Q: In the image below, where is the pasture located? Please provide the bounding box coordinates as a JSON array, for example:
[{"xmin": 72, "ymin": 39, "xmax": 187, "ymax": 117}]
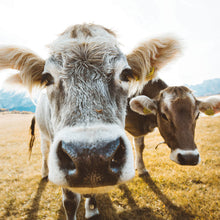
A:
[{"xmin": 0, "ymin": 113, "xmax": 219, "ymax": 220}]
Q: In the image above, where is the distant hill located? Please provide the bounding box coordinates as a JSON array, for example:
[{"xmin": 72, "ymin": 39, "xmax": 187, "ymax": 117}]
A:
[
  {"xmin": 186, "ymin": 78, "xmax": 220, "ymax": 97},
  {"xmin": 0, "ymin": 90, "xmax": 36, "ymax": 112},
  {"xmin": 0, "ymin": 78, "xmax": 220, "ymax": 112}
]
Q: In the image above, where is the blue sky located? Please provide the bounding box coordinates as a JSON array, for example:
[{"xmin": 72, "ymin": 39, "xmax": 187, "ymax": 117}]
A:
[{"xmin": 0, "ymin": 0, "xmax": 220, "ymax": 88}]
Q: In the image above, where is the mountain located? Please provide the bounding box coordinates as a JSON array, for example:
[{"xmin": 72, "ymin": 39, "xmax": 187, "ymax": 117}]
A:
[
  {"xmin": 0, "ymin": 78, "xmax": 220, "ymax": 112},
  {"xmin": 0, "ymin": 90, "xmax": 36, "ymax": 112},
  {"xmin": 186, "ymin": 78, "xmax": 220, "ymax": 97}
]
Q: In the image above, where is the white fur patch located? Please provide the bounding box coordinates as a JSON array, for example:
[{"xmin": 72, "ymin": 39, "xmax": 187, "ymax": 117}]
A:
[
  {"xmin": 170, "ymin": 148, "xmax": 201, "ymax": 164},
  {"xmin": 49, "ymin": 26, "xmax": 118, "ymax": 55},
  {"xmin": 163, "ymin": 91, "xmax": 196, "ymax": 110},
  {"xmin": 114, "ymin": 57, "xmax": 131, "ymax": 92},
  {"xmin": 62, "ymin": 190, "xmax": 81, "ymax": 220},
  {"xmin": 48, "ymin": 123, "xmax": 135, "ymax": 192},
  {"xmin": 188, "ymin": 93, "xmax": 196, "ymax": 105},
  {"xmin": 85, "ymin": 198, "xmax": 100, "ymax": 219},
  {"xmin": 163, "ymin": 92, "xmax": 174, "ymax": 110},
  {"xmin": 48, "ymin": 146, "xmax": 68, "ymax": 186},
  {"xmin": 130, "ymin": 95, "xmax": 156, "ymax": 115}
]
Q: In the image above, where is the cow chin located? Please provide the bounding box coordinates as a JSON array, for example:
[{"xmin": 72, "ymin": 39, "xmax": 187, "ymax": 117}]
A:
[
  {"xmin": 67, "ymin": 186, "xmax": 116, "ymax": 195},
  {"xmin": 48, "ymin": 124, "xmax": 135, "ymax": 192}
]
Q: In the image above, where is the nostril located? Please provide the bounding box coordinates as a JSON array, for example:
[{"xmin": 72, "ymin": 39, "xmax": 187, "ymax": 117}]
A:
[
  {"xmin": 110, "ymin": 138, "xmax": 126, "ymax": 174},
  {"xmin": 177, "ymin": 153, "xmax": 185, "ymax": 164},
  {"xmin": 192, "ymin": 154, "xmax": 199, "ymax": 165},
  {"xmin": 57, "ymin": 141, "xmax": 76, "ymax": 175},
  {"xmin": 177, "ymin": 152, "xmax": 199, "ymax": 165}
]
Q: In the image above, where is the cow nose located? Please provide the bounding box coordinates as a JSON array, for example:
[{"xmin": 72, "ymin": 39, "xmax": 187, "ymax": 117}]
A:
[
  {"xmin": 177, "ymin": 153, "xmax": 200, "ymax": 165},
  {"xmin": 57, "ymin": 138, "xmax": 126, "ymax": 186}
]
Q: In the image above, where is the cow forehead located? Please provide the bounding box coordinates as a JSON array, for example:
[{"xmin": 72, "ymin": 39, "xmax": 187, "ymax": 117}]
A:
[
  {"xmin": 45, "ymin": 44, "xmax": 126, "ymax": 76},
  {"xmin": 60, "ymin": 23, "xmax": 117, "ymax": 41},
  {"xmin": 49, "ymin": 24, "xmax": 119, "ymax": 56},
  {"xmin": 45, "ymin": 24, "xmax": 128, "ymax": 79},
  {"xmin": 42, "ymin": 24, "xmax": 130, "ymax": 129},
  {"xmin": 160, "ymin": 87, "xmax": 196, "ymax": 111}
]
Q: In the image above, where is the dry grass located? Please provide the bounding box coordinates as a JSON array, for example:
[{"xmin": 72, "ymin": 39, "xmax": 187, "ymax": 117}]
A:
[{"xmin": 0, "ymin": 113, "xmax": 219, "ymax": 220}]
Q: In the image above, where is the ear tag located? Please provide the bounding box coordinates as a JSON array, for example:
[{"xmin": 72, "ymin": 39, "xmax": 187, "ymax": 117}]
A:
[
  {"xmin": 143, "ymin": 107, "xmax": 151, "ymax": 114},
  {"xmin": 146, "ymin": 67, "xmax": 155, "ymax": 79},
  {"xmin": 135, "ymin": 75, "xmax": 139, "ymax": 81},
  {"xmin": 205, "ymin": 108, "xmax": 215, "ymax": 116}
]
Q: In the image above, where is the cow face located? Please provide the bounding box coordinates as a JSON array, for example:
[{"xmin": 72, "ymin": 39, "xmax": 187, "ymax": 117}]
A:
[
  {"xmin": 0, "ymin": 23, "xmax": 181, "ymax": 193},
  {"xmin": 130, "ymin": 86, "xmax": 220, "ymax": 166},
  {"xmin": 44, "ymin": 38, "xmax": 135, "ymax": 192}
]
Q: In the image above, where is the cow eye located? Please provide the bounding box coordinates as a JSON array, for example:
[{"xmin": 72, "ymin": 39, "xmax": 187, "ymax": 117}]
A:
[
  {"xmin": 41, "ymin": 73, "xmax": 54, "ymax": 86},
  {"xmin": 119, "ymin": 68, "xmax": 134, "ymax": 82},
  {"xmin": 195, "ymin": 112, "xmax": 200, "ymax": 120},
  {"xmin": 161, "ymin": 113, "xmax": 168, "ymax": 121}
]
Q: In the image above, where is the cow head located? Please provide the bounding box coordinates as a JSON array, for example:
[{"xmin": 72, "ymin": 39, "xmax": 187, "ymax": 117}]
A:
[
  {"xmin": 130, "ymin": 86, "xmax": 220, "ymax": 166},
  {"xmin": 0, "ymin": 24, "xmax": 180, "ymax": 193}
]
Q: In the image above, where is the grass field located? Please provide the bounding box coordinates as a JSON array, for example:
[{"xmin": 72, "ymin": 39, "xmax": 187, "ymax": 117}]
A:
[{"xmin": 0, "ymin": 113, "xmax": 219, "ymax": 220}]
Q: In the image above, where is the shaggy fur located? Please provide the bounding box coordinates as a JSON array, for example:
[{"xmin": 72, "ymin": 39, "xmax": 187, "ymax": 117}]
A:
[
  {"xmin": 0, "ymin": 24, "xmax": 181, "ymax": 96},
  {"xmin": 127, "ymin": 37, "xmax": 181, "ymax": 95},
  {"xmin": 0, "ymin": 47, "xmax": 45, "ymax": 92}
]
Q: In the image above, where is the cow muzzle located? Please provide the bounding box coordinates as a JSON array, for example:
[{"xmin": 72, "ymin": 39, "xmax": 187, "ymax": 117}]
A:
[
  {"xmin": 58, "ymin": 138, "xmax": 126, "ymax": 187},
  {"xmin": 170, "ymin": 149, "xmax": 201, "ymax": 166},
  {"xmin": 48, "ymin": 125, "xmax": 135, "ymax": 193}
]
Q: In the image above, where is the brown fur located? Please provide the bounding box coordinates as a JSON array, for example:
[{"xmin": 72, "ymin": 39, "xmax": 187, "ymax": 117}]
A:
[
  {"xmin": 127, "ymin": 37, "xmax": 181, "ymax": 86},
  {"xmin": 0, "ymin": 47, "xmax": 45, "ymax": 92},
  {"xmin": 126, "ymin": 79, "xmax": 167, "ymax": 137},
  {"xmin": 159, "ymin": 86, "xmax": 192, "ymax": 101},
  {"xmin": 70, "ymin": 25, "xmax": 92, "ymax": 38},
  {"xmin": 157, "ymin": 89, "xmax": 197, "ymax": 151},
  {"xmin": 29, "ymin": 116, "xmax": 36, "ymax": 159},
  {"xmin": 61, "ymin": 23, "xmax": 116, "ymax": 39}
]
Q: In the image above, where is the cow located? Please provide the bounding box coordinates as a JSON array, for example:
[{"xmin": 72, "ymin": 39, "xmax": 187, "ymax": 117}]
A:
[
  {"xmin": 0, "ymin": 23, "xmax": 180, "ymax": 219},
  {"xmin": 126, "ymin": 78, "xmax": 220, "ymax": 175}
]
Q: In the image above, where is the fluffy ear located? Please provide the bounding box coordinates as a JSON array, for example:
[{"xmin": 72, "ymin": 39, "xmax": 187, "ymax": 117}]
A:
[
  {"xmin": 0, "ymin": 46, "xmax": 45, "ymax": 92},
  {"xmin": 126, "ymin": 37, "xmax": 181, "ymax": 91},
  {"xmin": 129, "ymin": 95, "xmax": 158, "ymax": 115},
  {"xmin": 198, "ymin": 96, "xmax": 220, "ymax": 115}
]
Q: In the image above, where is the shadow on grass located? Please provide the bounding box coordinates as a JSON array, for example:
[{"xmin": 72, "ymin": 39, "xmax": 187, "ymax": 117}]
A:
[
  {"xmin": 140, "ymin": 172, "xmax": 195, "ymax": 220},
  {"xmin": 57, "ymin": 177, "xmax": 187, "ymax": 220},
  {"xmin": 57, "ymin": 191, "xmax": 162, "ymax": 220},
  {"xmin": 57, "ymin": 196, "xmax": 86, "ymax": 220},
  {"xmin": 118, "ymin": 184, "xmax": 164, "ymax": 220},
  {"xmin": 2, "ymin": 198, "xmax": 15, "ymax": 218},
  {"xmin": 25, "ymin": 177, "xmax": 48, "ymax": 220},
  {"xmin": 56, "ymin": 173, "xmax": 195, "ymax": 220}
]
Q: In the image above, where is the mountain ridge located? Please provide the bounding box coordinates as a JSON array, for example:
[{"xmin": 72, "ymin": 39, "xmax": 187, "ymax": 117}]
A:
[{"xmin": 0, "ymin": 78, "xmax": 220, "ymax": 112}]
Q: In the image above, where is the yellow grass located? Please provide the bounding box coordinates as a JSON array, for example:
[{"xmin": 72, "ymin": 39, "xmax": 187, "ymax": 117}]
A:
[{"xmin": 0, "ymin": 113, "xmax": 220, "ymax": 219}]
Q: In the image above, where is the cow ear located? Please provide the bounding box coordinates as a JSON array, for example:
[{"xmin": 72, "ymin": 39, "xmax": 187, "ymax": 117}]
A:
[
  {"xmin": 198, "ymin": 96, "xmax": 220, "ymax": 115},
  {"xmin": 129, "ymin": 95, "xmax": 158, "ymax": 115},
  {"xmin": 126, "ymin": 37, "xmax": 181, "ymax": 84},
  {"xmin": 0, "ymin": 46, "xmax": 45, "ymax": 92}
]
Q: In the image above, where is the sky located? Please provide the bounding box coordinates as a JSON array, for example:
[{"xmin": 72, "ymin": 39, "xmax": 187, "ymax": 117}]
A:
[{"xmin": 0, "ymin": 0, "xmax": 220, "ymax": 88}]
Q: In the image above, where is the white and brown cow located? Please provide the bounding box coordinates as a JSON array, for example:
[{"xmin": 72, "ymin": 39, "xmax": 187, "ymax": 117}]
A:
[
  {"xmin": 127, "ymin": 78, "xmax": 220, "ymax": 175},
  {"xmin": 0, "ymin": 24, "xmax": 180, "ymax": 219}
]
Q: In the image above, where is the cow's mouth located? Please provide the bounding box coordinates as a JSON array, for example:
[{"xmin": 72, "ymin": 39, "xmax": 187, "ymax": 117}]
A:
[{"xmin": 170, "ymin": 148, "xmax": 200, "ymax": 166}]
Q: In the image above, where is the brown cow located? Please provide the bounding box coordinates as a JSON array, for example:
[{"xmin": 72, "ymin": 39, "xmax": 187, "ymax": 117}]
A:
[{"xmin": 126, "ymin": 78, "xmax": 220, "ymax": 175}]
